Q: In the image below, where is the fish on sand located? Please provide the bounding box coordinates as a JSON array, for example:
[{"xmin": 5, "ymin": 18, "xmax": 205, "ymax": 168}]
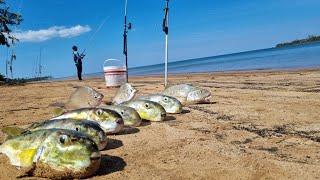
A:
[
  {"xmin": 51, "ymin": 108, "xmax": 124, "ymax": 134},
  {"xmin": 121, "ymin": 100, "xmax": 166, "ymax": 122},
  {"xmin": 52, "ymin": 86, "xmax": 104, "ymax": 115},
  {"xmin": 2, "ymin": 119, "xmax": 107, "ymax": 150},
  {"xmin": 0, "ymin": 129, "xmax": 101, "ymax": 179},
  {"xmin": 112, "ymin": 83, "xmax": 137, "ymax": 105},
  {"xmin": 99, "ymin": 104, "xmax": 142, "ymax": 127},
  {"xmin": 137, "ymin": 94, "xmax": 183, "ymax": 114},
  {"xmin": 162, "ymin": 84, "xmax": 211, "ymax": 105}
]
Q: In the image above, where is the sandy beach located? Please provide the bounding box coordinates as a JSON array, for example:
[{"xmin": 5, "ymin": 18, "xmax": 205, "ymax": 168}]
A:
[{"xmin": 0, "ymin": 69, "xmax": 319, "ymax": 179}]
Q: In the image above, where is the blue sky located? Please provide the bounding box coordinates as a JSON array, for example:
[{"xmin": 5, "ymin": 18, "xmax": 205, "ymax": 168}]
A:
[{"xmin": 1, "ymin": 0, "xmax": 320, "ymax": 78}]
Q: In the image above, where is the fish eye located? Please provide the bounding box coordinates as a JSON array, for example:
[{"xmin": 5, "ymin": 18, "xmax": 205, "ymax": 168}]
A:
[
  {"xmin": 145, "ymin": 103, "xmax": 149, "ymax": 108},
  {"xmin": 120, "ymin": 110, "xmax": 125, "ymax": 115},
  {"xmin": 59, "ymin": 135, "xmax": 68, "ymax": 144},
  {"xmin": 75, "ymin": 127, "xmax": 79, "ymax": 131},
  {"xmin": 96, "ymin": 109, "xmax": 103, "ymax": 116},
  {"xmin": 164, "ymin": 97, "xmax": 168, "ymax": 101}
]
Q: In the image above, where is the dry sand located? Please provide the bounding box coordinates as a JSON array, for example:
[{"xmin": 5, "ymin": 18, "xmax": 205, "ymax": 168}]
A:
[{"xmin": 0, "ymin": 69, "xmax": 320, "ymax": 179}]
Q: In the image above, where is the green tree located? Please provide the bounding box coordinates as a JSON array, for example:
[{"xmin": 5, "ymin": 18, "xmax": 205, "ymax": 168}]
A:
[{"xmin": 0, "ymin": 0, "xmax": 22, "ymax": 47}]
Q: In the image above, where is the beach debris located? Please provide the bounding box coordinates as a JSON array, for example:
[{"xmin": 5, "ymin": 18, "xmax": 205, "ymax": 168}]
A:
[
  {"xmin": 162, "ymin": 84, "xmax": 211, "ymax": 105},
  {"xmin": 112, "ymin": 83, "xmax": 137, "ymax": 105},
  {"xmin": 2, "ymin": 119, "xmax": 107, "ymax": 150},
  {"xmin": 121, "ymin": 100, "xmax": 166, "ymax": 121},
  {"xmin": 51, "ymin": 108, "xmax": 124, "ymax": 134},
  {"xmin": 0, "ymin": 129, "xmax": 101, "ymax": 179},
  {"xmin": 99, "ymin": 104, "xmax": 142, "ymax": 126},
  {"xmin": 51, "ymin": 86, "xmax": 104, "ymax": 115},
  {"xmin": 137, "ymin": 94, "xmax": 182, "ymax": 114}
]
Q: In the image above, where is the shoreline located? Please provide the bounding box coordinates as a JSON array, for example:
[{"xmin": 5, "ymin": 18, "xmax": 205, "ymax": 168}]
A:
[{"xmin": 47, "ymin": 67, "xmax": 320, "ymax": 83}]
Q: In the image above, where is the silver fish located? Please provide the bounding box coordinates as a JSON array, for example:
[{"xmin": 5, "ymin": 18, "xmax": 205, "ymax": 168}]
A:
[
  {"xmin": 112, "ymin": 83, "xmax": 137, "ymax": 105},
  {"xmin": 163, "ymin": 84, "xmax": 211, "ymax": 105}
]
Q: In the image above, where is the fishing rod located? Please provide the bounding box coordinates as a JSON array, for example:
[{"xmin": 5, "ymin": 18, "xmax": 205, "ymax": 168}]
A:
[
  {"xmin": 163, "ymin": 0, "xmax": 169, "ymax": 87},
  {"xmin": 38, "ymin": 47, "xmax": 42, "ymax": 78},
  {"xmin": 123, "ymin": 0, "xmax": 132, "ymax": 82}
]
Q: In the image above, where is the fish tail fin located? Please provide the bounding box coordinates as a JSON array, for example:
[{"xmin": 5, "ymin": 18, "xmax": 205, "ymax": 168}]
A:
[
  {"xmin": 52, "ymin": 107, "xmax": 66, "ymax": 116},
  {"xmin": 1, "ymin": 126, "xmax": 26, "ymax": 138}
]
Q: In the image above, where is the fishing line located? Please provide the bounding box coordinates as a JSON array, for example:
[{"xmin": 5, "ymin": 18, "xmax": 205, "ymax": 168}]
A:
[{"xmin": 83, "ymin": 16, "xmax": 111, "ymax": 54}]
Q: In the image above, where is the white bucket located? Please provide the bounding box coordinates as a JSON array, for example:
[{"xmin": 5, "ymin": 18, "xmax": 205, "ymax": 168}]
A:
[{"xmin": 103, "ymin": 59, "xmax": 127, "ymax": 87}]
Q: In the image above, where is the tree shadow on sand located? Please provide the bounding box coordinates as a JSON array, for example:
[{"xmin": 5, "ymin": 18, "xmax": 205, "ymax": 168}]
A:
[{"xmin": 96, "ymin": 155, "xmax": 126, "ymax": 176}]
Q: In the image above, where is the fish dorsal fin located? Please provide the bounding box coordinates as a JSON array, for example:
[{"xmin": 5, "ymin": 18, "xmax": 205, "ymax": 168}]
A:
[
  {"xmin": 1, "ymin": 126, "xmax": 26, "ymax": 139},
  {"xmin": 52, "ymin": 107, "xmax": 66, "ymax": 116}
]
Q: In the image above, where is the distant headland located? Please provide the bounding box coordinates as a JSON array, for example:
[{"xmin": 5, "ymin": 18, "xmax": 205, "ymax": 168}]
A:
[{"xmin": 276, "ymin": 35, "xmax": 320, "ymax": 48}]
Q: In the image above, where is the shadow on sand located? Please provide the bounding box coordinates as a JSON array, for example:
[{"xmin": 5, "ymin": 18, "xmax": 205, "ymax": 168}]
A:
[
  {"xmin": 200, "ymin": 101, "xmax": 217, "ymax": 105},
  {"xmin": 96, "ymin": 155, "xmax": 126, "ymax": 176},
  {"xmin": 105, "ymin": 138, "xmax": 123, "ymax": 150},
  {"xmin": 139, "ymin": 121, "xmax": 151, "ymax": 127},
  {"xmin": 164, "ymin": 115, "xmax": 176, "ymax": 121},
  {"xmin": 181, "ymin": 109, "xmax": 190, "ymax": 114},
  {"xmin": 118, "ymin": 127, "xmax": 140, "ymax": 135}
]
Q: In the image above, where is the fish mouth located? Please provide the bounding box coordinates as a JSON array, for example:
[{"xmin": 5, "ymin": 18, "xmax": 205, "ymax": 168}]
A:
[
  {"xmin": 90, "ymin": 152, "xmax": 101, "ymax": 161},
  {"xmin": 160, "ymin": 112, "xmax": 166, "ymax": 120},
  {"xmin": 103, "ymin": 118, "xmax": 124, "ymax": 134},
  {"xmin": 116, "ymin": 118, "xmax": 124, "ymax": 125},
  {"xmin": 98, "ymin": 140, "xmax": 108, "ymax": 150},
  {"xmin": 96, "ymin": 97, "xmax": 103, "ymax": 106},
  {"xmin": 204, "ymin": 95, "xmax": 212, "ymax": 102}
]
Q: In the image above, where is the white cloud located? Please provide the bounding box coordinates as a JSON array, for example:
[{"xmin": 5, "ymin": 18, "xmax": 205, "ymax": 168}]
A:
[{"xmin": 13, "ymin": 25, "xmax": 91, "ymax": 42}]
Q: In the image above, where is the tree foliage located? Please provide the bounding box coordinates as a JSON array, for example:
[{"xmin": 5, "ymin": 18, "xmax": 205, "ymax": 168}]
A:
[
  {"xmin": 276, "ymin": 35, "xmax": 320, "ymax": 48},
  {"xmin": 0, "ymin": 0, "xmax": 23, "ymax": 47}
]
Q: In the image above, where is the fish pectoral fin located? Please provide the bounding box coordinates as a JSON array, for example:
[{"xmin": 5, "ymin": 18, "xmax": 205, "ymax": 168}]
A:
[
  {"xmin": 52, "ymin": 107, "xmax": 66, "ymax": 116},
  {"xmin": 1, "ymin": 126, "xmax": 26, "ymax": 138}
]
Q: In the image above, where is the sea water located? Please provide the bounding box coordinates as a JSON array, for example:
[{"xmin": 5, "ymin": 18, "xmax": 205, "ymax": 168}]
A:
[
  {"xmin": 84, "ymin": 42, "xmax": 320, "ymax": 78},
  {"xmin": 128, "ymin": 42, "xmax": 320, "ymax": 75}
]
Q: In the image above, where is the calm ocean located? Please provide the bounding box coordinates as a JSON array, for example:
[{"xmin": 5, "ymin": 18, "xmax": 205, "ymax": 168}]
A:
[{"xmin": 85, "ymin": 42, "xmax": 320, "ymax": 78}]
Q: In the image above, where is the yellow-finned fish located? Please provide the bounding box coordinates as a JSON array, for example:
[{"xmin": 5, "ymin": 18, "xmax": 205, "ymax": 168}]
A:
[
  {"xmin": 2, "ymin": 119, "xmax": 107, "ymax": 150},
  {"xmin": 0, "ymin": 129, "xmax": 101, "ymax": 179},
  {"xmin": 51, "ymin": 108, "xmax": 124, "ymax": 134},
  {"xmin": 99, "ymin": 104, "xmax": 142, "ymax": 126},
  {"xmin": 121, "ymin": 100, "xmax": 166, "ymax": 122},
  {"xmin": 137, "ymin": 94, "xmax": 183, "ymax": 114}
]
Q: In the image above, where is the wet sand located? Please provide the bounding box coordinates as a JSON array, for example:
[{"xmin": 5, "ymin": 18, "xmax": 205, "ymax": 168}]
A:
[{"xmin": 0, "ymin": 69, "xmax": 319, "ymax": 179}]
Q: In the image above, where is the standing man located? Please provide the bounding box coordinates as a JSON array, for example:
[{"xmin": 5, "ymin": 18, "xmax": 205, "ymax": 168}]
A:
[{"xmin": 72, "ymin": 45, "xmax": 85, "ymax": 80}]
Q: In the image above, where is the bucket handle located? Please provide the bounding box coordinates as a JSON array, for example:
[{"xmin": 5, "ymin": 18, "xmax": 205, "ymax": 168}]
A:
[{"xmin": 103, "ymin": 58, "xmax": 127, "ymax": 68}]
